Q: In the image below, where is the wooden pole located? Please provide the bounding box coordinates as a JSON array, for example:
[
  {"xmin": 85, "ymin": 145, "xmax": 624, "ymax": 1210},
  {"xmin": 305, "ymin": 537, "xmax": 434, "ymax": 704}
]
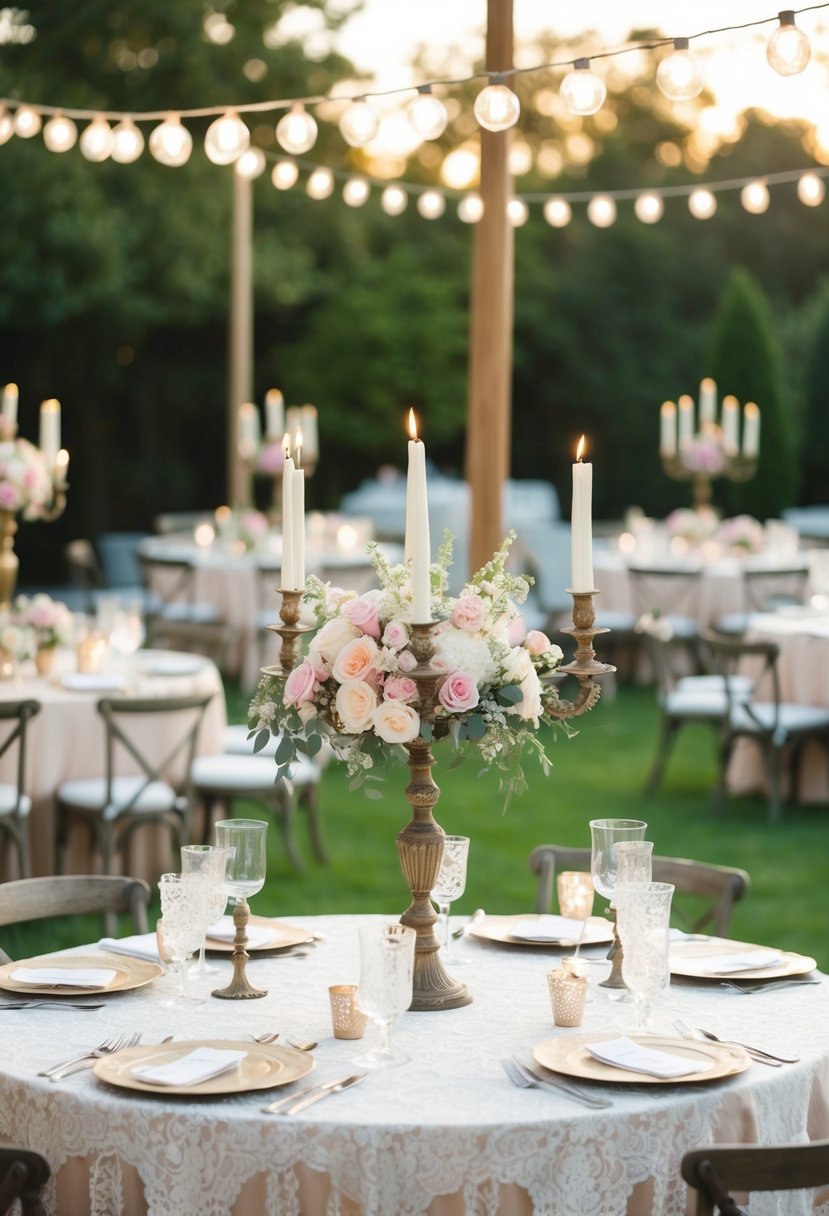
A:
[
  {"xmin": 228, "ymin": 168, "xmax": 253, "ymax": 510},
  {"xmin": 465, "ymin": 0, "xmax": 514, "ymax": 572}
]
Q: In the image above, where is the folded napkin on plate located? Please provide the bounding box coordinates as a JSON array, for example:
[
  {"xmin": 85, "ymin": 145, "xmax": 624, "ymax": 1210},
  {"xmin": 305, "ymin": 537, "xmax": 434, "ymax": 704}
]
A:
[
  {"xmin": 509, "ymin": 915, "xmax": 587, "ymax": 942},
  {"xmin": 97, "ymin": 934, "xmax": 160, "ymax": 963},
  {"xmin": 586, "ymin": 1036, "xmax": 710, "ymax": 1079},
  {"xmin": 206, "ymin": 916, "xmax": 275, "ymax": 949},
  {"xmin": 132, "ymin": 1046, "xmax": 247, "ymax": 1087},
  {"xmin": 694, "ymin": 950, "xmax": 783, "ymax": 974},
  {"xmin": 10, "ymin": 966, "xmax": 118, "ymax": 989},
  {"xmin": 62, "ymin": 673, "xmax": 126, "ymax": 692}
]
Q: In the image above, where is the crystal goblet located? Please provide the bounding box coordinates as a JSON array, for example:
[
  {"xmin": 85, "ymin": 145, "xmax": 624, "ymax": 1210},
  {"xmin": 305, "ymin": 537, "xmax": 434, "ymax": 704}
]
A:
[
  {"xmin": 430, "ymin": 835, "xmax": 469, "ymax": 965},
  {"xmin": 354, "ymin": 924, "xmax": 416, "ymax": 1070},
  {"xmin": 211, "ymin": 819, "xmax": 268, "ymax": 1000},
  {"xmin": 616, "ymin": 881, "xmax": 675, "ymax": 1030},
  {"xmin": 181, "ymin": 844, "xmax": 233, "ymax": 976},
  {"xmin": 589, "ymin": 818, "xmax": 647, "ymax": 990},
  {"xmin": 158, "ymin": 872, "xmax": 207, "ymax": 1005}
]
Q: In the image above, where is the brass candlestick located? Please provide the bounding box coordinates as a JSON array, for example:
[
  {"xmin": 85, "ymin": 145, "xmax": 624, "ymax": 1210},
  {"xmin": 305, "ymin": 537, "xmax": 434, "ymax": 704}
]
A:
[
  {"xmin": 548, "ymin": 590, "xmax": 616, "ymax": 720},
  {"xmin": 398, "ymin": 621, "xmax": 472, "ymax": 1011},
  {"xmin": 262, "ymin": 587, "xmax": 313, "ymax": 677},
  {"xmin": 661, "ymin": 451, "xmax": 757, "ymax": 511},
  {"xmin": 211, "ymin": 896, "xmax": 266, "ymax": 1000}
]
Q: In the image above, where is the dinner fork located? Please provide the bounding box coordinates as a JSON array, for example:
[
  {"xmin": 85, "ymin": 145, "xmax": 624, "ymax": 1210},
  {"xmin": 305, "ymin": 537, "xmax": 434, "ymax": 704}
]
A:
[
  {"xmin": 671, "ymin": 1019, "xmax": 782, "ymax": 1066},
  {"xmin": 248, "ymin": 1033, "xmax": 317, "ymax": 1050},
  {"xmin": 41, "ymin": 1033, "xmax": 141, "ymax": 1081},
  {"xmin": 499, "ymin": 1057, "xmax": 611, "ymax": 1109}
]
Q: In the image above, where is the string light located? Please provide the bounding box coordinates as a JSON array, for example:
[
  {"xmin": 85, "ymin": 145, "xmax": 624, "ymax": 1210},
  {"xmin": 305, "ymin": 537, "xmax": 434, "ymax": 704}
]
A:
[
  {"xmin": 560, "ymin": 59, "xmax": 607, "ymax": 116},
  {"xmin": 271, "ymin": 159, "xmax": 299, "ymax": 190},
  {"xmin": 339, "ymin": 97, "xmax": 380, "ymax": 147},
  {"xmin": 342, "ymin": 176, "xmax": 371, "ymax": 206},
  {"xmin": 508, "ymin": 198, "xmax": 529, "ymax": 226},
  {"xmin": 634, "ymin": 192, "xmax": 664, "ymax": 222},
  {"xmin": 457, "ymin": 194, "xmax": 484, "ymax": 223},
  {"xmin": 79, "ymin": 116, "xmax": 113, "ymax": 162},
  {"xmin": 204, "ymin": 111, "xmax": 249, "ymax": 165},
  {"xmin": 235, "ymin": 146, "xmax": 266, "ymax": 179},
  {"xmin": 0, "ymin": 106, "xmax": 13, "ymax": 145},
  {"xmin": 797, "ymin": 169, "xmax": 825, "ymax": 203},
  {"xmin": 149, "ymin": 116, "xmax": 192, "ymax": 166},
  {"xmin": 474, "ymin": 76, "xmax": 521, "ymax": 132},
  {"xmin": 306, "ymin": 167, "xmax": 334, "ymax": 199},
  {"xmin": 275, "ymin": 102, "xmax": 318, "ymax": 155},
  {"xmin": 544, "ymin": 198, "xmax": 572, "ymax": 227},
  {"xmin": 688, "ymin": 188, "xmax": 717, "ymax": 218},
  {"xmin": 741, "ymin": 179, "xmax": 770, "ymax": 212},
  {"xmin": 417, "ymin": 189, "xmax": 446, "ymax": 219},
  {"xmin": 42, "ymin": 113, "xmax": 77, "ymax": 153},
  {"xmin": 407, "ymin": 85, "xmax": 448, "ymax": 140},
  {"xmin": 111, "ymin": 118, "xmax": 144, "ymax": 164},
  {"xmin": 767, "ymin": 10, "xmax": 812, "ymax": 74},
  {"xmin": 381, "ymin": 184, "xmax": 408, "ymax": 215},
  {"xmin": 587, "ymin": 195, "xmax": 617, "ymax": 227},
  {"xmin": 13, "ymin": 104, "xmax": 41, "ymax": 138},
  {"xmin": 656, "ymin": 38, "xmax": 705, "ymax": 101}
]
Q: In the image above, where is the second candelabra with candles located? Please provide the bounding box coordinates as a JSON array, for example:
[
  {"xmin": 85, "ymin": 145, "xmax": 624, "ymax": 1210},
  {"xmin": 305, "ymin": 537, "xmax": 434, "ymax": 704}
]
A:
[{"xmin": 659, "ymin": 378, "xmax": 759, "ymax": 510}]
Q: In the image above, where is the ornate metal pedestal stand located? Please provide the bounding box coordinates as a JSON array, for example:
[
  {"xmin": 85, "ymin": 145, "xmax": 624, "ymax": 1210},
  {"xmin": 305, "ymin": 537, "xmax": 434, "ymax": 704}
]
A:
[
  {"xmin": 212, "ymin": 896, "xmax": 266, "ymax": 1000},
  {"xmin": 661, "ymin": 451, "xmax": 757, "ymax": 511}
]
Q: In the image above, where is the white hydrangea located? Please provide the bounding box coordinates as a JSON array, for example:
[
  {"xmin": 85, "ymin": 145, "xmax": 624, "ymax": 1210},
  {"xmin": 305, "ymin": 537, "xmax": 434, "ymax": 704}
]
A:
[{"xmin": 436, "ymin": 626, "xmax": 499, "ymax": 686}]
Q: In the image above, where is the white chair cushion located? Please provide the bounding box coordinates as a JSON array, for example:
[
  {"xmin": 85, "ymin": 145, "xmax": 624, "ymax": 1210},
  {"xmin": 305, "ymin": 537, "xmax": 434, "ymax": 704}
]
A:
[
  {"xmin": 159, "ymin": 603, "xmax": 220, "ymax": 625},
  {"xmin": 57, "ymin": 776, "xmax": 178, "ymax": 822},
  {"xmin": 0, "ymin": 787, "xmax": 30, "ymax": 818},
  {"xmin": 730, "ymin": 702, "xmax": 829, "ymax": 738},
  {"xmin": 191, "ymin": 752, "xmax": 319, "ymax": 793},
  {"xmin": 664, "ymin": 690, "xmax": 728, "ymax": 717},
  {"xmin": 676, "ymin": 674, "xmax": 752, "ymax": 697}
]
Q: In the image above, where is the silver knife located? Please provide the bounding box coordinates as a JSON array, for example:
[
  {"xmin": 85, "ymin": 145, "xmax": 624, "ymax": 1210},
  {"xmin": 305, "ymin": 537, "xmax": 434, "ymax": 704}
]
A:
[
  {"xmin": 280, "ymin": 1073, "xmax": 366, "ymax": 1116},
  {"xmin": 262, "ymin": 1076, "xmax": 342, "ymax": 1114}
]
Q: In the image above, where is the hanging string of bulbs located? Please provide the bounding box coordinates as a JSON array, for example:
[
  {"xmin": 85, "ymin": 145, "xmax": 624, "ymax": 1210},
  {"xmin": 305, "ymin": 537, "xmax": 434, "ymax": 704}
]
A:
[{"xmin": 0, "ymin": 6, "xmax": 823, "ymax": 166}]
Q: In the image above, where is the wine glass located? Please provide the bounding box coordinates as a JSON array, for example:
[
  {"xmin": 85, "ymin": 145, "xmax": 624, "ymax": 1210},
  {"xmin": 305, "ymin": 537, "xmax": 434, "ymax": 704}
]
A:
[
  {"xmin": 616, "ymin": 881, "xmax": 675, "ymax": 1030},
  {"xmin": 556, "ymin": 871, "xmax": 595, "ymax": 958},
  {"xmin": 430, "ymin": 835, "xmax": 469, "ymax": 965},
  {"xmin": 109, "ymin": 599, "xmax": 146, "ymax": 657},
  {"xmin": 589, "ymin": 818, "xmax": 647, "ymax": 991},
  {"xmin": 212, "ymin": 819, "xmax": 268, "ymax": 999},
  {"xmin": 614, "ymin": 840, "xmax": 654, "ymax": 886},
  {"xmin": 158, "ymin": 872, "xmax": 207, "ymax": 1005},
  {"xmin": 181, "ymin": 844, "xmax": 232, "ymax": 976},
  {"xmin": 354, "ymin": 924, "xmax": 416, "ymax": 1070}
]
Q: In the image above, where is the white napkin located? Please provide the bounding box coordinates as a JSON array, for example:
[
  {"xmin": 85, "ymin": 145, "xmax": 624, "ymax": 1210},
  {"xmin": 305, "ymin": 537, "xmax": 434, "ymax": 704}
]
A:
[
  {"xmin": 586, "ymin": 1036, "xmax": 710, "ymax": 1079},
  {"xmin": 206, "ymin": 916, "xmax": 275, "ymax": 949},
  {"xmin": 509, "ymin": 915, "xmax": 587, "ymax": 942},
  {"xmin": 62, "ymin": 673, "xmax": 126, "ymax": 691},
  {"xmin": 98, "ymin": 934, "xmax": 161, "ymax": 962},
  {"xmin": 132, "ymin": 1047, "xmax": 247, "ymax": 1087},
  {"xmin": 695, "ymin": 950, "xmax": 783, "ymax": 974},
  {"xmin": 10, "ymin": 966, "xmax": 118, "ymax": 989}
]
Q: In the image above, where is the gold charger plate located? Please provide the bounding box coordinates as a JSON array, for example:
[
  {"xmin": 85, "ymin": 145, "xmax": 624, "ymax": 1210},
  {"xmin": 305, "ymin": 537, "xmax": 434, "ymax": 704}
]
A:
[
  {"xmin": 534, "ymin": 1033, "xmax": 750, "ymax": 1085},
  {"xmin": 93, "ymin": 1038, "xmax": 314, "ymax": 1096},
  {"xmin": 0, "ymin": 953, "xmax": 163, "ymax": 996},
  {"xmin": 669, "ymin": 938, "xmax": 817, "ymax": 981},
  {"xmin": 468, "ymin": 914, "xmax": 614, "ymax": 948},
  {"xmin": 205, "ymin": 916, "xmax": 315, "ymax": 954}
]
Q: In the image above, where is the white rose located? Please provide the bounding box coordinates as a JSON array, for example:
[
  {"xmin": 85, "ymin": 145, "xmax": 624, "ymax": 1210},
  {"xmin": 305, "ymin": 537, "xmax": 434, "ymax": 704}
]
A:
[
  {"xmin": 504, "ymin": 647, "xmax": 543, "ymax": 725},
  {"xmin": 308, "ymin": 616, "xmax": 361, "ymax": 667},
  {"xmin": 335, "ymin": 680, "xmax": 378, "ymax": 733},
  {"xmin": 373, "ymin": 700, "xmax": 420, "ymax": 744}
]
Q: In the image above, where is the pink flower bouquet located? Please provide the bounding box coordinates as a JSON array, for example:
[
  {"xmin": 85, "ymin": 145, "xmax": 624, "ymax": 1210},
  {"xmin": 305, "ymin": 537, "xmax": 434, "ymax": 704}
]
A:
[
  {"xmin": 13, "ymin": 593, "xmax": 74, "ymax": 648},
  {"xmin": 250, "ymin": 533, "xmax": 566, "ymax": 805},
  {"xmin": 0, "ymin": 439, "xmax": 54, "ymax": 520}
]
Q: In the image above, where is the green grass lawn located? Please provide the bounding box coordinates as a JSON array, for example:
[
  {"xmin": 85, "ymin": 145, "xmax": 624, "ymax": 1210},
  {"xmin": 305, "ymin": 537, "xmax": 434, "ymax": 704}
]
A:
[{"xmin": 5, "ymin": 681, "xmax": 829, "ymax": 969}]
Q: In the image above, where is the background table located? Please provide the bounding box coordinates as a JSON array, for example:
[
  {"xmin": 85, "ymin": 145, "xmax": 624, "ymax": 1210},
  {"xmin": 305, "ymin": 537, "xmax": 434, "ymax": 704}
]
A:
[{"xmin": 1, "ymin": 914, "xmax": 826, "ymax": 1216}]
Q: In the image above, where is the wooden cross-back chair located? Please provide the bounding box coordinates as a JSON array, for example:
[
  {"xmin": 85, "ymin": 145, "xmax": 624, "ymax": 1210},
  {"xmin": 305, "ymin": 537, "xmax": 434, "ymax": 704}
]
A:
[
  {"xmin": 0, "ymin": 1146, "xmax": 50, "ymax": 1216},
  {"xmin": 138, "ymin": 551, "xmax": 231, "ymax": 665},
  {"xmin": 0, "ymin": 875, "xmax": 150, "ymax": 962},
  {"xmin": 681, "ymin": 1139, "xmax": 829, "ymax": 1215},
  {"xmin": 0, "ymin": 699, "xmax": 41, "ymax": 878}
]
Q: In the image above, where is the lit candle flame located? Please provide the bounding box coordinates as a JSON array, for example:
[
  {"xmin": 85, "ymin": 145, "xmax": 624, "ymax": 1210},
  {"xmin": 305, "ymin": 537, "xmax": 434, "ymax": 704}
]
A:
[
  {"xmin": 576, "ymin": 434, "xmax": 586, "ymax": 462},
  {"xmin": 282, "ymin": 431, "xmax": 291, "ymax": 459},
  {"xmin": 408, "ymin": 407, "xmax": 418, "ymax": 442}
]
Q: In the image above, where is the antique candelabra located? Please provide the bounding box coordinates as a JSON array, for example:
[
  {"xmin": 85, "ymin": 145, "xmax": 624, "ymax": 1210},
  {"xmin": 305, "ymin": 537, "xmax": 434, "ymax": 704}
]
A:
[
  {"xmin": 0, "ymin": 417, "xmax": 69, "ymax": 609},
  {"xmin": 661, "ymin": 447, "xmax": 757, "ymax": 512}
]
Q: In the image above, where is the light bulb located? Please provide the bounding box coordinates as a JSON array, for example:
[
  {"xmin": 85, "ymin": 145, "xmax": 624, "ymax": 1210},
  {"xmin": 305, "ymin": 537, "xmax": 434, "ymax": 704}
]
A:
[
  {"xmin": 741, "ymin": 180, "xmax": 770, "ymax": 214},
  {"xmin": 0, "ymin": 106, "xmax": 13, "ymax": 146},
  {"xmin": 204, "ymin": 111, "xmax": 249, "ymax": 165},
  {"xmin": 407, "ymin": 87, "xmax": 448, "ymax": 141},
  {"xmin": 235, "ymin": 146, "xmax": 266, "ymax": 179},
  {"xmin": 457, "ymin": 194, "xmax": 484, "ymax": 223},
  {"xmin": 343, "ymin": 176, "xmax": 370, "ymax": 207},
  {"xmin": 767, "ymin": 11, "xmax": 811, "ymax": 76},
  {"xmin": 13, "ymin": 105, "xmax": 42, "ymax": 138},
  {"xmin": 587, "ymin": 194, "xmax": 616, "ymax": 227},
  {"xmin": 307, "ymin": 168, "xmax": 334, "ymax": 200},
  {"xmin": 634, "ymin": 192, "xmax": 664, "ymax": 223},
  {"xmin": 417, "ymin": 189, "xmax": 445, "ymax": 219},
  {"xmin": 507, "ymin": 198, "xmax": 529, "ymax": 227},
  {"xmin": 275, "ymin": 103, "xmax": 317, "ymax": 155},
  {"xmin": 381, "ymin": 184, "xmax": 408, "ymax": 216},
  {"xmin": 474, "ymin": 78, "xmax": 520, "ymax": 132},
  {"xmin": 339, "ymin": 98, "xmax": 380, "ymax": 148},
  {"xmin": 110, "ymin": 118, "xmax": 144, "ymax": 164},
  {"xmin": 149, "ymin": 116, "xmax": 192, "ymax": 166},
  {"xmin": 656, "ymin": 38, "xmax": 704, "ymax": 101},
  {"xmin": 508, "ymin": 139, "xmax": 533, "ymax": 176},
  {"xmin": 560, "ymin": 59, "xmax": 606, "ymax": 117},
  {"xmin": 79, "ymin": 116, "xmax": 114, "ymax": 162},
  {"xmin": 271, "ymin": 160, "xmax": 299, "ymax": 190},
  {"xmin": 688, "ymin": 188, "xmax": 716, "ymax": 219},
  {"xmin": 797, "ymin": 171, "xmax": 825, "ymax": 206},
  {"xmin": 43, "ymin": 114, "xmax": 77, "ymax": 153},
  {"xmin": 543, "ymin": 198, "xmax": 572, "ymax": 228}
]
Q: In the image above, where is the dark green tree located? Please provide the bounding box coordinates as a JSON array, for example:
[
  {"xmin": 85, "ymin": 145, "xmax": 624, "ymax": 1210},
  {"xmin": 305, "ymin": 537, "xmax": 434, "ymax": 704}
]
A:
[
  {"xmin": 708, "ymin": 268, "xmax": 797, "ymax": 519},
  {"xmin": 800, "ymin": 278, "xmax": 829, "ymax": 505}
]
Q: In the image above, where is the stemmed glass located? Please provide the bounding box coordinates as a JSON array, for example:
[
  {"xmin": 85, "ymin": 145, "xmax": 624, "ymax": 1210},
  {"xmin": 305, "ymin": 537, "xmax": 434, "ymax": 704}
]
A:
[
  {"xmin": 616, "ymin": 881, "xmax": 675, "ymax": 1030},
  {"xmin": 354, "ymin": 924, "xmax": 416, "ymax": 1070},
  {"xmin": 181, "ymin": 844, "xmax": 233, "ymax": 976},
  {"xmin": 589, "ymin": 818, "xmax": 647, "ymax": 990},
  {"xmin": 158, "ymin": 872, "xmax": 208, "ymax": 1005},
  {"xmin": 211, "ymin": 819, "xmax": 268, "ymax": 1000},
  {"xmin": 430, "ymin": 835, "xmax": 469, "ymax": 966}
]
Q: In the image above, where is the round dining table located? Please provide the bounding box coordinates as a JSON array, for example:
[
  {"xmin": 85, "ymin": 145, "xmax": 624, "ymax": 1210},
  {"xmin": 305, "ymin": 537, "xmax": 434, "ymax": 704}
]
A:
[
  {"xmin": 1, "ymin": 914, "xmax": 826, "ymax": 1216},
  {"xmin": 0, "ymin": 648, "xmax": 227, "ymax": 881}
]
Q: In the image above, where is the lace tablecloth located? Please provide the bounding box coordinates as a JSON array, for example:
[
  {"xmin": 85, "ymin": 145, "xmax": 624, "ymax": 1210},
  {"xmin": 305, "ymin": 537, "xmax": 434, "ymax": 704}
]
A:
[{"xmin": 1, "ymin": 914, "xmax": 827, "ymax": 1216}]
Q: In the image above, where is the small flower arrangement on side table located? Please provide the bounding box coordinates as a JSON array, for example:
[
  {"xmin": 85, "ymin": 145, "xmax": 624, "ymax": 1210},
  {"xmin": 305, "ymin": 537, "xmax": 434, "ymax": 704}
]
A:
[{"xmin": 14, "ymin": 593, "xmax": 74, "ymax": 674}]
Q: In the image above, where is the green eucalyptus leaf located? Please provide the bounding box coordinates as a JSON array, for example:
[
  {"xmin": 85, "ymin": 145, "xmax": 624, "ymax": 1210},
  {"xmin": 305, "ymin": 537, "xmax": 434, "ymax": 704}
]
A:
[
  {"xmin": 497, "ymin": 684, "xmax": 523, "ymax": 706},
  {"xmin": 252, "ymin": 729, "xmax": 271, "ymax": 754},
  {"xmin": 466, "ymin": 714, "xmax": 486, "ymax": 741},
  {"xmin": 274, "ymin": 735, "xmax": 294, "ymax": 764},
  {"xmin": 304, "ymin": 734, "xmax": 322, "ymax": 757}
]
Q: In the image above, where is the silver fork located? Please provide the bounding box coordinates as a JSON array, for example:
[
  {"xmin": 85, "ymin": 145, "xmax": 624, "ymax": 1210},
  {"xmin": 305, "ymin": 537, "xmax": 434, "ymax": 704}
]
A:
[
  {"xmin": 46, "ymin": 1032, "xmax": 142, "ymax": 1081},
  {"xmin": 720, "ymin": 978, "xmax": 822, "ymax": 995},
  {"xmin": 672, "ymin": 1019, "xmax": 781, "ymax": 1067},
  {"xmin": 248, "ymin": 1032, "xmax": 280, "ymax": 1043},
  {"xmin": 500, "ymin": 1056, "xmax": 611, "ymax": 1109},
  {"xmin": 39, "ymin": 1034, "xmax": 127, "ymax": 1077}
]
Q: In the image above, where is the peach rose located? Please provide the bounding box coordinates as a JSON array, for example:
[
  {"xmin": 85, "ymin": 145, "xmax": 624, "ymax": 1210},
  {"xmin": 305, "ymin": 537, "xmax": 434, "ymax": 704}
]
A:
[
  {"xmin": 309, "ymin": 616, "xmax": 360, "ymax": 667},
  {"xmin": 332, "ymin": 635, "xmax": 380, "ymax": 684},
  {"xmin": 373, "ymin": 700, "xmax": 420, "ymax": 744},
  {"xmin": 335, "ymin": 680, "xmax": 378, "ymax": 733},
  {"xmin": 283, "ymin": 659, "xmax": 318, "ymax": 708},
  {"xmin": 451, "ymin": 594, "xmax": 487, "ymax": 632},
  {"xmin": 341, "ymin": 591, "xmax": 382, "ymax": 639},
  {"xmin": 383, "ymin": 675, "xmax": 418, "ymax": 702},
  {"xmin": 382, "ymin": 620, "xmax": 409, "ymax": 650},
  {"xmin": 438, "ymin": 671, "xmax": 479, "ymax": 713},
  {"xmin": 525, "ymin": 629, "xmax": 552, "ymax": 656}
]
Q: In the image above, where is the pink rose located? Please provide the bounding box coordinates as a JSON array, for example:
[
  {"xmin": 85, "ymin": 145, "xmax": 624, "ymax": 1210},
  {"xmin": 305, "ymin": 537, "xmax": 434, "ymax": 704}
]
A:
[
  {"xmin": 335, "ymin": 680, "xmax": 378, "ymax": 733},
  {"xmin": 430, "ymin": 654, "xmax": 449, "ymax": 673},
  {"xmin": 383, "ymin": 675, "xmax": 417, "ymax": 702},
  {"xmin": 341, "ymin": 592, "xmax": 382, "ymax": 638},
  {"xmin": 0, "ymin": 485, "xmax": 21, "ymax": 509},
  {"xmin": 332, "ymin": 635, "xmax": 380, "ymax": 683},
  {"xmin": 525, "ymin": 629, "xmax": 552, "ymax": 656},
  {"xmin": 507, "ymin": 615, "xmax": 527, "ymax": 647},
  {"xmin": 397, "ymin": 649, "xmax": 417, "ymax": 673},
  {"xmin": 382, "ymin": 620, "xmax": 409, "ymax": 650},
  {"xmin": 373, "ymin": 700, "xmax": 420, "ymax": 744},
  {"xmin": 438, "ymin": 670, "xmax": 480, "ymax": 713},
  {"xmin": 451, "ymin": 594, "xmax": 487, "ymax": 633},
  {"xmin": 283, "ymin": 659, "xmax": 318, "ymax": 708}
]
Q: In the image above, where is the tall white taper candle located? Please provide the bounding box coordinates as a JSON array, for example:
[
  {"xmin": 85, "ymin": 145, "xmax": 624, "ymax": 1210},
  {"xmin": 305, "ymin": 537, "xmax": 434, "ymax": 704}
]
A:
[
  {"xmin": 406, "ymin": 409, "xmax": 431, "ymax": 622},
  {"xmin": 281, "ymin": 434, "xmax": 295, "ymax": 589},
  {"xmin": 571, "ymin": 435, "xmax": 594, "ymax": 593},
  {"xmin": 293, "ymin": 429, "xmax": 306, "ymax": 588},
  {"xmin": 39, "ymin": 398, "xmax": 61, "ymax": 468}
]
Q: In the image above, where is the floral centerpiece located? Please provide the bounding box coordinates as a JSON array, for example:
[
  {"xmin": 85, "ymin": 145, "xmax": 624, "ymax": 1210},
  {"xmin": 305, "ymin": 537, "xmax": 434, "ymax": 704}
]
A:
[
  {"xmin": 678, "ymin": 432, "xmax": 732, "ymax": 477},
  {"xmin": 14, "ymin": 593, "xmax": 74, "ymax": 649},
  {"xmin": 665, "ymin": 505, "xmax": 720, "ymax": 548},
  {"xmin": 717, "ymin": 514, "xmax": 765, "ymax": 555},
  {"xmin": 0, "ymin": 438, "xmax": 54, "ymax": 520},
  {"xmin": 250, "ymin": 533, "xmax": 567, "ymax": 807}
]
